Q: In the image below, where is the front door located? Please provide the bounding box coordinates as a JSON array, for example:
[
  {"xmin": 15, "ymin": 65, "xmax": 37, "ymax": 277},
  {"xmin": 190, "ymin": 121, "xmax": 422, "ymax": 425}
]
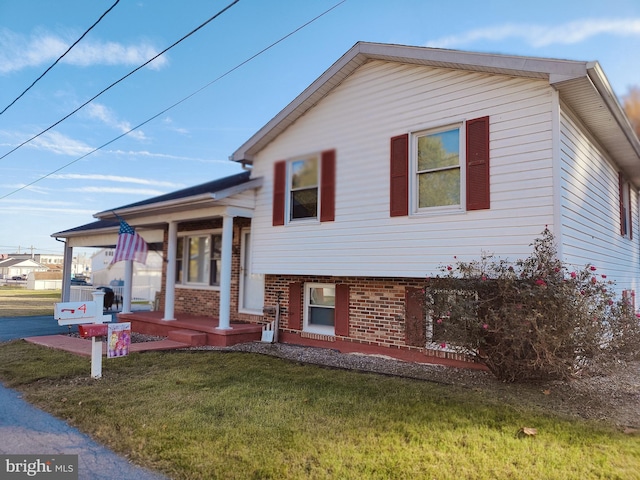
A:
[{"xmin": 239, "ymin": 229, "xmax": 264, "ymax": 314}]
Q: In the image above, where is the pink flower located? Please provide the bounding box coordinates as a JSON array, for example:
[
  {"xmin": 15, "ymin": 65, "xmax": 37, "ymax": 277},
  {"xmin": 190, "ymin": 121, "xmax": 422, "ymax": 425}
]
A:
[
  {"xmin": 580, "ymin": 290, "xmax": 585, "ymax": 295},
  {"xmin": 535, "ymin": 278, "xmax": 546, "ymax": 286},
  {"xmin": 591, "ymin": 277, "xmax": 597, "ymax": 284},
  {"xmin": 482, "ymin": 324, "xmax": 489, "ymax": 330},
  {"xmin": 436, "ymin": 318, "xmax": 443, "ymax": 324},
  {"xmin": 554, "ymin": 267, "xmax": 560, "ymax": 273},
  {"xmin": 608, "ymin": 299, "xmax": 614, "ymax": 305},
  {"xmin": 590, "ymin": 266, "xmax": 597, "ymax": 271},
  {"xmin": 481, "ymin": 275, "xmax": 487, "ymax": 281},
  {"xmin": 570, "ymin": 272, "xmax": 577, "ymax": 279},
  {"xmin": 439, "ymin": 342, "xmax": 447, "ymax": 349},
  {"xmin": 447, "ymin": 266, "xmax": 453, "ymax": 271},
  {"xmin": 601, "ymin": 274, "xmax": 607, "ymax": 279}
]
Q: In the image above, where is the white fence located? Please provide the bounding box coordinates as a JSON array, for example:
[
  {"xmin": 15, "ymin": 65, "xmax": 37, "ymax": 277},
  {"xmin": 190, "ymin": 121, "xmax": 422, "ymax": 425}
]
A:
[{"xmin": 70, "ymin": 286, "xmax": 156, "ymax": 309}]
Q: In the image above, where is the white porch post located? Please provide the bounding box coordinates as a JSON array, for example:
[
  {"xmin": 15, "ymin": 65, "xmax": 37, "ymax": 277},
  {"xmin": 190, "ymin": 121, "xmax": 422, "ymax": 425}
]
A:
[
  {"xmin": 217, "ymin": 214, "xmax": 233, "ymax": 330},
  {"xmin": 122, "ymin": 260, "xmax": 133, "ymax": 314},
  {"xmin": 163, "ymin": 221, "xmax": 177, "ymax": 321},
  {"xmin": 61, "ymin": 242, "xmax": 73, "ymax": 302}
]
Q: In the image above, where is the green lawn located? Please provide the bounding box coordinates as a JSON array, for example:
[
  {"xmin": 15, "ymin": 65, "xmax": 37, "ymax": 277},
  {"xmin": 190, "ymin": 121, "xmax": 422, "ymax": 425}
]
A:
[
  {"xmin": 0, "ymin": 288, "xmax": 60, "ymax": 317},
  {"xmin": 0, "ymin": 341, "xmax": 637, "ymax": 480}
]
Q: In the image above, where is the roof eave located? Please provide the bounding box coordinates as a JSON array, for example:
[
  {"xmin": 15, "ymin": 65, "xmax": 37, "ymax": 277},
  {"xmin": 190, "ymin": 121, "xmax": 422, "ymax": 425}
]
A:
[
  {"xmin": 94, "ymin": 177, "xmax": 263, "ymax": 220},
  {"xmin": 231, "ymin": 41, "xmax": 592, "ymax": 163}
]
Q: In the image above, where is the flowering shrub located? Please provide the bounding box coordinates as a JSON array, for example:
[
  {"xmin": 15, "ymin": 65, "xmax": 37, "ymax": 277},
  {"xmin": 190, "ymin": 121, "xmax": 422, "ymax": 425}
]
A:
[{"xmin": 425, "ymin": 228, "xmax": 640, "ymax": 382}]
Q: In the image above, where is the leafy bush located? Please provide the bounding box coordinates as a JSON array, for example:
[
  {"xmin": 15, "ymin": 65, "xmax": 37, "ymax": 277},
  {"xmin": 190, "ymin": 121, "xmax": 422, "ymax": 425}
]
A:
[{"xmin": 425, "ymin": 228, "xmax": 640, "ymax": 382}]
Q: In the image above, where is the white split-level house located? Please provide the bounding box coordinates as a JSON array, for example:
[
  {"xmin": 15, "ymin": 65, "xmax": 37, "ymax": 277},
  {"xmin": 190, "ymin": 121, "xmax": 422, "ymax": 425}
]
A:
[{"xmin": 53, "ymin": 42, "xmax": 640, "ymax": 366}]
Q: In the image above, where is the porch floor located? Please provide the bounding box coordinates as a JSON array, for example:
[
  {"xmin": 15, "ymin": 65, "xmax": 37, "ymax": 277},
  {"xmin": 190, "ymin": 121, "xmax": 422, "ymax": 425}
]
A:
[{"xmin": 117, "ymin": 310, "xmax": 263, "ymax": 347}]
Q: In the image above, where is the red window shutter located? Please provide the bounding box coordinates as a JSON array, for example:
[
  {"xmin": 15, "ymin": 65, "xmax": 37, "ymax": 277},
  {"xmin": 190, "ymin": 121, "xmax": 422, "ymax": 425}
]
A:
[
  {"xmin": 466, "ymin": 116, "xmax": 490, "ymax": 211},
  {"xmin": 619, "ymin": 172, "xmax": 626, "ymax": 236},
  {"xmin": 629, "ymin": 182, "xmax": 633, "ymax": 240},
  {"xmin": 390, "ymin": 134, "xmax": 409, "ymax": 217},
  {"xmin": 288, "ymin": 282, "xmax": 302, "ymax": 330},
  {"xmin": 273, "ymin": 161, "xmax": 286, "ymax": 226},
  {"xmin": 335, "ymin": 284, "xmax": 350, "ymax": 336},
  {"xmin": 320, "ymin": 150, "xmax": 336, "ymax": 222},
  {"xmin": 405, "ymin": 287, "xmax": 425, "ymax": 347}
]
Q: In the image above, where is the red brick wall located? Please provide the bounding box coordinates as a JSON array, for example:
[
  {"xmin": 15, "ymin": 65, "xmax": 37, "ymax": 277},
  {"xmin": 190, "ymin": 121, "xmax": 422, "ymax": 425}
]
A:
[{"xmin": 263, "ymin": 274, "xmax": 473, "ymax": 363}]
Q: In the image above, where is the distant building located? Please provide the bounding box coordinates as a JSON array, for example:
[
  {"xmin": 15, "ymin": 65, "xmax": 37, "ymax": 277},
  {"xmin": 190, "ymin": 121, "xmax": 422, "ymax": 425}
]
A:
[{"xmin": 91, "ymin": 248, "xmax": 162, "ymax": 303}]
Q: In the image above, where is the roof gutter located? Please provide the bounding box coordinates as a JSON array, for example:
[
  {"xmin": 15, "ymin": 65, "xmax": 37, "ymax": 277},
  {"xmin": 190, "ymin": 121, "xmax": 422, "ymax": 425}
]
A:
[{"xmin": 586, "ymin": 62, "xmax": 640, "ymax": 159}]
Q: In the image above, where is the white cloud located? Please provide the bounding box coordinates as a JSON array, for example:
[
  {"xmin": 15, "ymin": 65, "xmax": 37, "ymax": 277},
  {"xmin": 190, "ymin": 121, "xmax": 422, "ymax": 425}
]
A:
[
  {"xmin": 426, "ymin": 18, "xmax": 640, "ymax": 49},
  {"xmin": 0, "ymin": 204, "xmax": 95, "ymax": 215},
  {"xmin": 107, "ymin": 149, "xmax": 230, "ymax": 164},
  {"xmin": 85, "ymin": 103, "xmax": 147, "ymax": 141},
  {"xmin": 29, "ymin": 131, "xmax": 93, "ymax": 156},
  {"xmin": 67, "ymin": 186, "xmax": 165, "ymax": 196},
  {"xmin": 49, "ymin": 173, "xmax": 184, "ymax": 188},
  {"xmin": 0, "ymin": 28, "xmax": 168, "ymax": 74}
]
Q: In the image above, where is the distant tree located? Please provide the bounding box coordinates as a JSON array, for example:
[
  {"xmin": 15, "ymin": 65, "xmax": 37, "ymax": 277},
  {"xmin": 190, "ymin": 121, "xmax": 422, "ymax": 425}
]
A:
[{"xmin": 622, "ymin": 86, "xmax": 640, "ymax": 138}]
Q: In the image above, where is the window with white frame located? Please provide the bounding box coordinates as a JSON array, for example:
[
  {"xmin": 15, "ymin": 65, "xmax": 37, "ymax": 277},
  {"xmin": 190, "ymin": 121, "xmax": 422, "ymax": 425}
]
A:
[
  {"xmin": 414, "ymin": 125, "xmax": 462, "ymax": 211},
  {"xmin": 303, "ymin": 283, "xmax": 335, "ymax": 334},
  {"xmin": 176, "ymin": 233, "xmax": 221, "ymax": 287},
  {"xmin": 620, "ymin": 174, "xmax": 632, "ymax": 238},
  {"xmin": 289, "ymin": 155, "xmax": 319, "ymax": 220}
]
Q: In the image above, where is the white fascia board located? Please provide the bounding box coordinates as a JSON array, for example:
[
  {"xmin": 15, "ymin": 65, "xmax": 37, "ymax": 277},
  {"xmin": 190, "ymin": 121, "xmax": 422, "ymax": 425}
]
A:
[
  {"xmin": 94, "ymin": 178, "xmax": 262, "ymax": 220},
  {"xmin": 586, "ymin": 62, "xmax": 640, "ymax": 158}
]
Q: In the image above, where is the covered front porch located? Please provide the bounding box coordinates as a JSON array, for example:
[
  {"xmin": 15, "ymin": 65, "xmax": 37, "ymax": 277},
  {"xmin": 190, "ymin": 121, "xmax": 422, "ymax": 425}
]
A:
[{"xmin": 118, "ymin": 310, "xmax": 262, "ymax": 347}]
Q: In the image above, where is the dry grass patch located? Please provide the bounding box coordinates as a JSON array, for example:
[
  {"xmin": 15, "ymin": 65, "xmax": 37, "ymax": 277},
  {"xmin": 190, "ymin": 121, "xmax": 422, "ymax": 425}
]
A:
[{"xmin": 0, "ymin": 288, "xmax": 60, "ymax": 317}]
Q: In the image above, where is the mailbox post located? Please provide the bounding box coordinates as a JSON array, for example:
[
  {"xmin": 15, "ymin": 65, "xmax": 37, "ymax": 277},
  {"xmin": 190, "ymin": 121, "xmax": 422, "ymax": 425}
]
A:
[{"xmin": 55, "ymin": 291, "xmax": 111, "ymax": 378}]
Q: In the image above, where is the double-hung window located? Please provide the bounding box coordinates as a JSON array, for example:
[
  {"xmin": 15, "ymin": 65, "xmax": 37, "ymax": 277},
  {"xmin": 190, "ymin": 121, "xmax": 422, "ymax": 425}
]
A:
[
  {"xmin": 390, "ymin": 116, "xmax": 490, "ymax": 217},
  {"xmin": 272, "ymin": 150, "xmax": 336, "ymax": 226},
  {"xmin": 176, "ymin": 233, "xmax": 221, "ymax": 287},
  {"xmin": 303, "ymin": 283, "xmax": 336, "ymax": 335},
  {"xmin": 619, "ymin": 173, "xmax": 633, "ymax": 239},
  {"xmin": 415, "ymin": 125, "xmax": 462, "ymax": 211},
  {"xmin": 289, "ymin": 156, "xmax": 319, "ymax": 220}
]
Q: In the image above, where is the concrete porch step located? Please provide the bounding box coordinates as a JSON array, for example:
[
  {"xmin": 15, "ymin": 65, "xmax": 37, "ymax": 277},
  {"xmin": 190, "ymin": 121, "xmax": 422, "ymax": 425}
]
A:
[{"xmin": 168, "ymin": 329, "xmax": 207, "ymax": 346}]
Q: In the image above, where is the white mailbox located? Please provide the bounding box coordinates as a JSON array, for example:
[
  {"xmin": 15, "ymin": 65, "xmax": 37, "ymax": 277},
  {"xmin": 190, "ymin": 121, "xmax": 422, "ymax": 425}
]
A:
[
  {"xmin": 54, "ymin": 290, "xmax": 112, "ymax": 378},
  {"xmin": 54, "ymin": 301, "xmax": 98, "ymax": 325}
]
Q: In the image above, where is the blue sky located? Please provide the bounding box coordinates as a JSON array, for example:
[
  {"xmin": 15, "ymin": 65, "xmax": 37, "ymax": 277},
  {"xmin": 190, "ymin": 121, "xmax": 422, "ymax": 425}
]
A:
[{"xmin": 1, "ymin": 0, "xmax": 640, "ymax": 255}]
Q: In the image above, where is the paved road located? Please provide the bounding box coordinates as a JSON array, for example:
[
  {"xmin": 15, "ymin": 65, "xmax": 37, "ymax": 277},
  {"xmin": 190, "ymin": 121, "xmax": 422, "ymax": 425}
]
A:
[{"xmin": 0, "ymin": 316, "xmax": 169, "ymax": 479}]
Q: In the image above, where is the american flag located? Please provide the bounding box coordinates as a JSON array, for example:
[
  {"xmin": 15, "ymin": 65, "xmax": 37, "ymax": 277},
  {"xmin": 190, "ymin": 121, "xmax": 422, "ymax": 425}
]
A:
[{"xmin": 111, "ymin": 219, "xmax": 148, "ymax": 265}]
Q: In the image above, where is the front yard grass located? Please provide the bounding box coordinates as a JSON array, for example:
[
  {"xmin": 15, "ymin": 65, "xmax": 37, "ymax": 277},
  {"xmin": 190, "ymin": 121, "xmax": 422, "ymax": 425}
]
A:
[
  {"xmin": 0, "ymin": 341, "xmax": 637, "ymax": 480},
  {"xmin": 0, "ymin": 288, "xmax": 60, "ymax": 317}
]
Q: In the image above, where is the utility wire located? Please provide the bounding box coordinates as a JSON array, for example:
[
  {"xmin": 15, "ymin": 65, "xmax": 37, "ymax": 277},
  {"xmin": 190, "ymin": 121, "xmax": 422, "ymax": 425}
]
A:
[
  {"xmin": 0, "ymin": 0, "xmax": 346, "ymax": 201},
  {"xmin": 0, "ymin": 0, "xmax": 121, "ymax": 116},
  {"xmin": 4, "ymin": 1, "xmax": 348, "ymax": 200},
  {"xmin": 0, "ymin": 0, "xmax": 240, "ymax": 162}
]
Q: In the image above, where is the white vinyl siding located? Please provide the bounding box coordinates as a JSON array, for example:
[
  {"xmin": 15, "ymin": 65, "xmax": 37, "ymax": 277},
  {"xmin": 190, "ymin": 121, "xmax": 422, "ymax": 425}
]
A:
[
  {"xmin": 559, "ymin": 106, "xmax": 639, "ymax": 293},
  {"xmin": 251, "ymin": 60, "xmax": 556, "ymax": 277}
]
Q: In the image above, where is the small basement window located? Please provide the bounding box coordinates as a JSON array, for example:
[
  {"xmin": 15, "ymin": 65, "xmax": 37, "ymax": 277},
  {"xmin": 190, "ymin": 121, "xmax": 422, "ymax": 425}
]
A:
[{"xmin": 303, "ymin": 283, "xmax": 335, "ymax": 335}]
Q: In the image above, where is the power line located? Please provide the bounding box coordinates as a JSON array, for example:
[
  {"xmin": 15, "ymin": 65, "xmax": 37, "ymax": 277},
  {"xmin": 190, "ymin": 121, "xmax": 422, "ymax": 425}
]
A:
[
  {"xmin": 0, "ymin": 0, "xmax": 121, "ymax": 116},
  {"xmin": 0, "ymin": 0, "xmax": 240, "ymax": 162},
  {"xmin": 0, "ymin": 0, "xmax": 347, "ymax": 201}
]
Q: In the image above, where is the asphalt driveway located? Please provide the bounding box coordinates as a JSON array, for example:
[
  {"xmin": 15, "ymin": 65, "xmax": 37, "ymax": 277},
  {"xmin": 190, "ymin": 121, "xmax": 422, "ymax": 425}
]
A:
[
  {"xmin": 0, "ymin": 315, "xmax": 71, "ymax": 342},
  {"xmin": 0, "ymin": 316, "xmax": 169, "ymax": 479}
]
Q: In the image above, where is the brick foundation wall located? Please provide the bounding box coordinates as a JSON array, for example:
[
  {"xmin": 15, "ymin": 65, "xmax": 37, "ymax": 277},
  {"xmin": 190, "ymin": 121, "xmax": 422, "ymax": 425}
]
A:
[{"xmin": 264, "ymin": 274, "xmax": 475, "ymax": 364}]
